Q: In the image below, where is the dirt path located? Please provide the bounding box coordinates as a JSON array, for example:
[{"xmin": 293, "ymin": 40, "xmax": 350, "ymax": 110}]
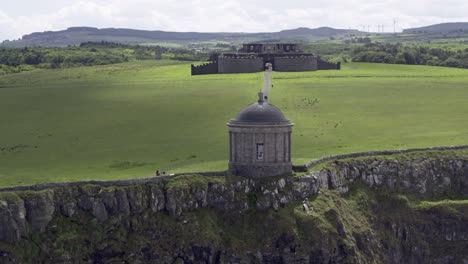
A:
[{"xmin": 262, "ymin": 69, "xmax": 272, "ymax": 102}]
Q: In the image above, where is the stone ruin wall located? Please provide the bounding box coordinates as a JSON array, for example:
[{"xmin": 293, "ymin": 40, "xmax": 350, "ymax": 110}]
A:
[
  {"xmin": 217, "ymin": 57, "xmax": 264, "ymax": 73},
  {"xmin": 274, "ymin": 56, "xmax": 318, "ymax": 72},
  {"xmin": 191, "ymin": 54, "xmax": 340, "ymax": 75},
  {"xmin": 191, "ymin": 61, "xmax": 218, "ymax": 75},
  {"xmin": 317, "ymin": 59, "xmax": 341, "ymax": 70}
]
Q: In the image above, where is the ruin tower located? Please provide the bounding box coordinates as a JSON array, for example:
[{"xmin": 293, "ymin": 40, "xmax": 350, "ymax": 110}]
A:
[{"xmin": 228, "ymin": 92, "xmax": 293, "ymax": 178}]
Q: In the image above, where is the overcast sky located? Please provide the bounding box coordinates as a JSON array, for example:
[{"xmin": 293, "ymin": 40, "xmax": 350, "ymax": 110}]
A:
[{"xmin": 1, "ymin": 0, "xmax": 468, "ymax": 41}]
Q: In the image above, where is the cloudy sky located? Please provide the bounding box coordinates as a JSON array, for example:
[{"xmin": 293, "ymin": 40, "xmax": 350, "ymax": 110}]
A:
[{"xmin": 1, "ymin": 0, "xmax": 467, "ymax": 41}]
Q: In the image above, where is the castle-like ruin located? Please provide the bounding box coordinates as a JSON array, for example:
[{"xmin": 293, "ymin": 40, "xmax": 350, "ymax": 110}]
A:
[{"xmin": 191, "ymin": 43, "xmax": 340, "ymax": 75}]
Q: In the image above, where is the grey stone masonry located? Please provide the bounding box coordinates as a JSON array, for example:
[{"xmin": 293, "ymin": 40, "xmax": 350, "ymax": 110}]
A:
[
  {"xmin": 218, "ymin": 56, "xmax": 264, "ymax": 73},
  {"xmin": 274, "ymin": 56, "xmax": 318, "ymax": 72},
  {"xmin": 228, "ymin": 125, "xmax": 293, "ymax": 177},
  {"xmin": 228, "ymin": 88, "xmax": 294, "ymax": 178}
]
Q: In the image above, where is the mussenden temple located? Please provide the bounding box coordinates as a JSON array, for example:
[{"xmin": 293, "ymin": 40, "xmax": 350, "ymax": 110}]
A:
[{"xmin": 191, "ymin": 43, "xmax": 340, "ymax": 75}]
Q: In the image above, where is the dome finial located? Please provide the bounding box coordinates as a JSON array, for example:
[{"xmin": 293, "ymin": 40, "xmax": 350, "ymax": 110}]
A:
[{"xmin": 258, "ymin": 91, "xmax": 264, "ymax": 103}]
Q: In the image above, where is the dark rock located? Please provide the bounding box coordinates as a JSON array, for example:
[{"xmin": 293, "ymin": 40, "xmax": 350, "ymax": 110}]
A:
[
  {"xmin": 24, "ymin": 190, "xmax": 55, "ymax": 232},
  {"xmin": 0, "ymin": 197, "xmax": 27, "ymax": 243}
]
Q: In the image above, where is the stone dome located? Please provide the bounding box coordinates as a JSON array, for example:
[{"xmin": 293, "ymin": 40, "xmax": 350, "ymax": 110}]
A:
[{"xmin": 229, "ymin": 93, "xmax": 291, "ymax": 125}]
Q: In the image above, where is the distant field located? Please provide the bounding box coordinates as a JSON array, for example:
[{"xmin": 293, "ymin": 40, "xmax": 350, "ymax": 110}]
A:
[
  {"xmin": 370, "ymin": 33, "xmax": 468, "ymax": 45},
  {"xmin": 140, "ymin": 42, "xmax": 184, "ymax": 48},
  {"xmin": 1, "ymin": 61, "xmax": 468, "ymax": 187}
]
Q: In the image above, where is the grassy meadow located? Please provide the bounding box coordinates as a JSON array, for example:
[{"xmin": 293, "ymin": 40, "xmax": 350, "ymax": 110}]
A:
[{"xmin": 1, "ymin": 60, "xmax": 468, "ymax": 187}]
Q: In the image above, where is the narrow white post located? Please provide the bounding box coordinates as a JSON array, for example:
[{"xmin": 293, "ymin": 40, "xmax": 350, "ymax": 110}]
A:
[{"xmin": 262, "ymin": 70, "xmax": 271, "ymax": 102}]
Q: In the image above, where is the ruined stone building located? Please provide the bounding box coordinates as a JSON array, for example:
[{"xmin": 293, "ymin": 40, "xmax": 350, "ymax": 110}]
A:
[
  {"xmin": 191, "ymin": 43, "xmax": 340, "ymax": 75},
  {"xmin": 228, "ymin": 92, "xmax": 293, "ymax": 178}
]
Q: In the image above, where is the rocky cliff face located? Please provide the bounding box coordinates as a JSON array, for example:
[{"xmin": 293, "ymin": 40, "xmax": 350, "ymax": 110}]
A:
[
  {"xmin": 0, "ymin": 176, "xmax": 319, "ymax": 244},
  {"xmin": 0, "ymin": 153, "xmax": 467, "ymax": 263},
  {"xmin": 312, "ymin": 157, "xmax": 468, "ymax": 195}
]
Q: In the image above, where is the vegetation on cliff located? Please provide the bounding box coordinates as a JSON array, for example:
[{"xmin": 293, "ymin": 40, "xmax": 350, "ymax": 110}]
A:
[
  {"xmin": 1, "ymin": 151, "xmax": 467, "ymax": 262},
  {"xmin": 1, "ymin": 181, "xmax": 466, "ymax": 263}
]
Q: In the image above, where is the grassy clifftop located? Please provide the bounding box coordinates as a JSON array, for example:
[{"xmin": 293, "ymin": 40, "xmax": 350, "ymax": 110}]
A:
[
  {"xmin": 0, "ymin": 150, "xmax": 467, "ymax": 262},
  {"xmin": 1, "ymin": 61, "xmax": 468, "ymax": 187}
]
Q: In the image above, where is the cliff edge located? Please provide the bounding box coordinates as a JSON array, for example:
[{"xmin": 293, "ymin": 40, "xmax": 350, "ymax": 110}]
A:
[{"xmin": 0, "ymin": 149, "xmax": 467, "ymax": 263}]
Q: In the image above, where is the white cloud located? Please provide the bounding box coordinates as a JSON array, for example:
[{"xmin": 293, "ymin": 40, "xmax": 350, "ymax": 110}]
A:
[
  {"xmin": 0, "ymin": 11, "xmax": 18, "ymax": 40},
  {"xmin": 0, "ymin": 10, "xmax": 52, "ymax": 41},
  {"xmin": 1, "ymin": 0, "xmax": 468, "ymax": 41},
  {"xmin": 0, "ymin": 1, "xmax": 119, "ymax": 40}
]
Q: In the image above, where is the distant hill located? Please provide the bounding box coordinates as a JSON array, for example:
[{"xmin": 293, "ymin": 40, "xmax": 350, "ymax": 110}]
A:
[
  {"xmin": 403, "ymin": 22, "xmax": 468, "ymax": 34},
  {"xmin": 276, "ymin": 27, "xmax": 361, "ymax": 37},
  {"xmin": 1, "ymin": 26, "xmax": 364, "ymax": 47}
]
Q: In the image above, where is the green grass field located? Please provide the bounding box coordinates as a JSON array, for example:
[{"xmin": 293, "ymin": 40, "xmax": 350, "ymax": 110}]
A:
[{"xmin": 1, "ymin": 60, "xmax": 468, "ymax": 187}]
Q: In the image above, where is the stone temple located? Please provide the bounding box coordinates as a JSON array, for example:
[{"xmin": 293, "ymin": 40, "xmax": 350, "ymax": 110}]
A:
[{"xmin": 228, "ymin": 92, "xmax": 293, "ymax": 178}]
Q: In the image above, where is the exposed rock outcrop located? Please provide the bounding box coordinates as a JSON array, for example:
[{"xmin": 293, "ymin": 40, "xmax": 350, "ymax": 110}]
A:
[
  {"xmin": 0, "ymin": 153, "xmax": 467, "ymax": 263},
  {"xmin": 312, "ymin": 157, "xmax": 468, "ymax": 195}
]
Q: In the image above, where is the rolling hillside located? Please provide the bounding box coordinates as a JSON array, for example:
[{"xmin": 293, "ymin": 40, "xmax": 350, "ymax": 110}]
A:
[
  {"xmin": 1, "ymin": 26, "xmax": 364, "ymax": 47},
  {"xmin": 403, "ymin": 22, "xmax": 468, "ymax": 34}
]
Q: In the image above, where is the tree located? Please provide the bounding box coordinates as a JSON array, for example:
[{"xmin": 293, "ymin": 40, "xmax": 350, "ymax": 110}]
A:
[
  {"xmin": 208, "ymin": 52, "xmax": 220, "ymax": 62},
  {"xmin": 403, "ymin": 51, "xmax": 416, "ymax": 64}
]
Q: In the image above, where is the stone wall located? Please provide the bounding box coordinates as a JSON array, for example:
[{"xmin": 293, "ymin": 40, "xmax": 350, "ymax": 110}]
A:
[
  {"xmin": 293, "ymin": 145, "xmax": 468, "ymax": 171},
  {"xmin": 191, "ymin": 61, "xmax": 218, "ymax": 75},
  {"xmin": 193, "ymin": 54, "xmax": 335, "ymax": 74},
  {"xmin": 317, "ymin": 59, "xmax": 340, "ymax": 70},
  {"xmin": 241, "ymin": 44, "xmax": 300, "ymax": 53},
  {"xmin": 217, "ymin": 56, "xmax": 264, "ymax": 73},
  {"xmin": 274, "ymin": 56, "xmax": 318, "ymax": 72},
  {"xmin": 229, "ymin": 163, "xmax": 293, "ymax": 179},
  {"xmin": 2, "ymin": 146, "xmax": 467, "ymax": 194},
  {"xmin": 228, "ymin": 125, "xmax": 292, "ymax": 178}
]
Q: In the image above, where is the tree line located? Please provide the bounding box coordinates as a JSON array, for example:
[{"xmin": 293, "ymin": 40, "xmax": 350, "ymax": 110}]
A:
[
  {"xmin": 351, "ymin": 43, "xmax": 468, "ymax": 68},
  {"xmin": 0, "ymin": 41, "xmax": 209, "ymax": 75},
  {"xmin": 4, "ymin": 41, "xmax": 468, "ymax": 75}
]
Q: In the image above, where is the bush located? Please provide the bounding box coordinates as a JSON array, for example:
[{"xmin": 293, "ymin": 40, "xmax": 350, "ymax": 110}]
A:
[{"xmin": 0, "ymin": 64, "xmax": 35, "ymax": 75}]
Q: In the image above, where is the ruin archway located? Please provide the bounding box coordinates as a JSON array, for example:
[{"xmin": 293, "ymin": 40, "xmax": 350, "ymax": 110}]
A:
[{"xmin": 264, "ymin": 56, "xmax": 275, "ymax": 71}]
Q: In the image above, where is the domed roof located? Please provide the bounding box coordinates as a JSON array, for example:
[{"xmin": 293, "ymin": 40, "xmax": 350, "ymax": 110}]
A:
[{"xmin": 229, "ymin": 92, "xmax": 292, "ymax": 125}]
